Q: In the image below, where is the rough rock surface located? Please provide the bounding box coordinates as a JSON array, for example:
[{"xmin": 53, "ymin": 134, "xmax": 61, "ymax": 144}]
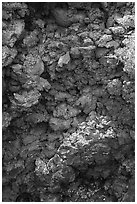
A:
[{"xmin": 2, "ymin": 2, "xmax": 135, "ymax": 202}]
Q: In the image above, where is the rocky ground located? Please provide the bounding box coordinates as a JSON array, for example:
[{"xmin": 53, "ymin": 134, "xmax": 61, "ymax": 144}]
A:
[{"xmin": 2, "ymin": 2, "xmax": 135, "ymax": 202}]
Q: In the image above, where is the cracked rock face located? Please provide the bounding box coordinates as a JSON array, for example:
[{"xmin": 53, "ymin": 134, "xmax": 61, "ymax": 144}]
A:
[{"xmin": 2, "ymin": 2, "xmax": 134, "ymax": 202}]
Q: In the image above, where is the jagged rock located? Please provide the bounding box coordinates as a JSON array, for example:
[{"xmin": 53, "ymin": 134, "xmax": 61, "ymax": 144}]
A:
[
  {"xmin": 2, "ymin": 112, "xmax": 12, "ymax": 129},
  {"xmin": 11, "ymin": 90, "xmax": 41, "ymax": 108},
  {"xmin": 49, "ymin": 117, "xmax": 72, "ymax": 131},
  {"xmin": 107, "ymin": 79, "xmax": 122, "ymax": 95},
  {"xmin": 115, "ymin": 32, "xmax": 135, "ymax": 78},
  {"xmin": 2, "ymin": 46, "xmax": 17, "ymax": 67},
  {"xmin": 115, "ymin": 15, "xmax": 135, "ymax": 29},
  {"xmin": 58, "ymin": 52, "xmax": 70, "ymax": 67},
  {"xmin": 109, "ymin": 26, "xmax": 125, "ymax": 35},
  {"xmin": 2, "ymin": 20, "xmax": 25, "ymax": 47}
]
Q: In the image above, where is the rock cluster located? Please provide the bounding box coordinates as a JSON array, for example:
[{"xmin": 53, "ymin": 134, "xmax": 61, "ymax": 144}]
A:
[{"xmin": 2, "ymin": 2, "xmax": 135, "ymax": 202}]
